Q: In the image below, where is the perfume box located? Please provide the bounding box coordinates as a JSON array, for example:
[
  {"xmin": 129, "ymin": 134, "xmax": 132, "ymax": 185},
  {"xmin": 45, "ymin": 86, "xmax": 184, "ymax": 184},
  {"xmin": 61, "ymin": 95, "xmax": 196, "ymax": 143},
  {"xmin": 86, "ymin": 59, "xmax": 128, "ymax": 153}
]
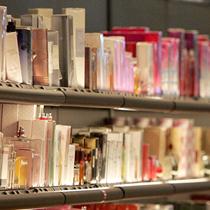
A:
[
  {"xmin": 53, "ymin": 125, "xmax": 72, "ymax": 185},
  {"xmin": 18, "ymin": 104, "xmax": 37, "ymax": 121},
  {"xmin": 31, "ymin": 119, "xmax": 48, "ymax": 186},
  {"xmin": 105, "ymin": 132, "xmax": 123, "ymax": 183},
  {"xmin": 5, "ymin": 32, "xmax": 22, "ymax": 83},
  {"xmin": 1, "ymin": 104, "xmax": 37, "ymax": 137},
  {"xmin": 123, "ymin": 132, "xmax": 135, "ymax": 182},
  {"xmin": 31, "ymin": 28, "xmax": 49, "ymax": 85},
  {"xmin": 65, "ymin": 144, "xmax": 75, "ymax": 185},
  {"xmin": 85, "ymin": 33, "xmax": 104, "ymax": 90},
  {"xmin": 1, "ymin": 104, "xmax": 19, "ymax": 137},
  {"xmin": 16, "ymin": 28, "xmax": 33, "ymax": 85},
  {"xmin": 47, "ymin": 30, "xmax": 60, "ymax": 86},
  {"xmin": 143, "ymin": 127, "xmax": 166, "ymax": 164},
  {"xmin": 104, "ymin": 36, "xmax": 125, "ymax": 92},
  {"xmin": 136, "ymin": 42, "xmax": 154, "ymax": 95},
  {"xmin": 52, "ymin": 15, "xmax": 73, "ymax": 87},
  {"xmin": 62, "ymin": 8, "xmax": 85, "ymax": 88},
  {"xmin": 46, "ymin": 120, "xmax": 56, "ymax": 186},
  {"xmin": 0, "ymin": 6, "xmax": 7, "ymax": 81}
]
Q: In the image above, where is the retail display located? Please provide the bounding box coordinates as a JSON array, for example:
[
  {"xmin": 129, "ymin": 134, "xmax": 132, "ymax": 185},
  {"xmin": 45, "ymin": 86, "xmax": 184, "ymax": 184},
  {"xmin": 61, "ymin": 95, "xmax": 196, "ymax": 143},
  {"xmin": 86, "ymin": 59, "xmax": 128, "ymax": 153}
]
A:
[{"xmin": 0, "ymin": 3, "xmax": 209, "ymax": 210}]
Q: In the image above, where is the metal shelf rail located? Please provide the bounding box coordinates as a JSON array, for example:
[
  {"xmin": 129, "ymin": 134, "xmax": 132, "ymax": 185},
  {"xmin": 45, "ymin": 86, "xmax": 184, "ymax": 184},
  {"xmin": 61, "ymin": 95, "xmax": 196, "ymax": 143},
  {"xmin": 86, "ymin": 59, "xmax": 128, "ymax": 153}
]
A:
[
  {"xmin": 0, "ymin": 82, "xmax": 210, "ymax": 113},
  {"xmin": 0, "ymin": 179, "xmax": 210, "ymax": 209}
]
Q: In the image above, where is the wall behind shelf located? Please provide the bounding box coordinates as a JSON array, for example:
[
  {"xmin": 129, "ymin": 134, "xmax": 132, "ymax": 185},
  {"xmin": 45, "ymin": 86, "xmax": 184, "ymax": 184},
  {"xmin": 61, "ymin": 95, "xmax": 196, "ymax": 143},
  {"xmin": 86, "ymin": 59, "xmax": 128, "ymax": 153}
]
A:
[
  {"xmin": 1, "ymin": 0, "xmax": 210, "ymax": 34},
  {"xmin": 110, "ymin": 0, "xmax": 210, "ymax": 35},
  {"xmin": 45, "ymin": 106, "xmax": 210, "ymax": 128}
]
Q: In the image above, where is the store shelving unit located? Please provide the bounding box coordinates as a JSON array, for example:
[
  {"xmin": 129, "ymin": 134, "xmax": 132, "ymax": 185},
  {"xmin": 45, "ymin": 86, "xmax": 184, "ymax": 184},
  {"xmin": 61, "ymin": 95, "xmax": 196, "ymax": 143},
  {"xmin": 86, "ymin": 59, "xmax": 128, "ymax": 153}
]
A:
[{"xmin": 1, "ymin": 82, "xmax": 210, "ymax": 209}]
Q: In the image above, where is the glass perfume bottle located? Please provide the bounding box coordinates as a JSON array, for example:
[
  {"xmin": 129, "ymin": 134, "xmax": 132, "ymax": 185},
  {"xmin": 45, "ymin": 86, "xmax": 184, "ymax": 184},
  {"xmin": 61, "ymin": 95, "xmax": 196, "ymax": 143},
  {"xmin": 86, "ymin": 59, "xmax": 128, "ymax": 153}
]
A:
[{"xmin": 4, "ymin": 127, "xmax": 42, "ymax": 188}]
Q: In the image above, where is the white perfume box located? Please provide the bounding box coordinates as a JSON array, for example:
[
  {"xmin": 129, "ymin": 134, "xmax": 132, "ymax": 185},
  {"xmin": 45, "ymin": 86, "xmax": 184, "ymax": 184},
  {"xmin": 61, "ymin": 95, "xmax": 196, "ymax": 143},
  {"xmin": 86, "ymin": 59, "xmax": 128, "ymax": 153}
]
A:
[
  {"xmin": 63, "ymin": 8, "xmax": 85, "ymax": 88},
  {"xmin": 5, "ymin": 32, "xmax": 22, "ymax": 83}
]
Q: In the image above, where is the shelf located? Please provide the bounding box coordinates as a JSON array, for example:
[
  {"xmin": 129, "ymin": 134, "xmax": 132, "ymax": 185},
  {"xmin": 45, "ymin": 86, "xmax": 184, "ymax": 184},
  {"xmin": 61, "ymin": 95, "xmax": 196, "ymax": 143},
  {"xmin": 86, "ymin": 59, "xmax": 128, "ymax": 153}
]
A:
[
  {"xmin": 0, "ymin": 83, "xmax": 65, "ymax": 105},
  {"xmin": 0, "ymin": 82, "xmax": 210, "ymax": 113},
  {"xmin": 0, "ymin": 178, "xmax": 210, "ymax": 209}
]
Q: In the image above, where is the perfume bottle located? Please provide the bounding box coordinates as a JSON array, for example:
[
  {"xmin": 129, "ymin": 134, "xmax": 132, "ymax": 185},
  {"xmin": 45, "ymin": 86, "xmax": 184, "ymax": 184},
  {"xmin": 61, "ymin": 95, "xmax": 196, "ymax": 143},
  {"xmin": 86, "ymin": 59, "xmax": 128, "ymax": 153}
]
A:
[{"xmin": 4, "ymin": 127, "xmax": 42, "ymax": 188}]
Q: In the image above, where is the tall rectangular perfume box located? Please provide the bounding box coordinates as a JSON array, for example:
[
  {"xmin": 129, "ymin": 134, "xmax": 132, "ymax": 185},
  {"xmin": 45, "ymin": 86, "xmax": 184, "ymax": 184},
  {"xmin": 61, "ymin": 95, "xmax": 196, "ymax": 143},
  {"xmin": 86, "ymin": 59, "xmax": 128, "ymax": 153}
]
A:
[
  {"xmin": 5, "ymin": 32, "xmax": 22, "ymax": 83},
  {"xmin": 161, "ymin": 38, "xmax": 180, "ymax": 97},
  {"xmin": 123, "ymin": 52, "xmax": 134, "ymax": 93},
  {"xmin": 60, "ymin": 125, "xmax": 72, "ymax": 185},
  {"xmin": 144, "ymin": 31, "xmax": 162, "ymax": 95},
  {"xmin": 45, "ymin": 120, "xmax": 56, "ymax": 186},
  {"xmin": 123, "ymin": 132, "xmax": 134, "ymax": 182},
  {"xmin": 143, "ymin": 127, "xmax": 166, "ymax": 164},
  {"xmin": 184, "ymin": 31, "xmax": 199, "ymax": 97},
  {"xmin": 48, "ymin": 30, "xmax": 60, "ymax": 86},
  {"xmin": 28, "ymin": 8, "xmax": 53, "ymax": 30},
  {"xmin": 104, "ymin": 36, "xmax": 125, "ymax": 92},
  {"xmin": 65, "ymin": 144, "xmax": 75, "ymax": 186},
  {"xmin": 85, "ymin": 33, "xmax": 104, "ymax": 90},
  {"xmin": 167, "ymin": 28, "xmax": 185, "ymax": 97},
  {"xmin": 62, "ymin": 8, "xmax": 85, "ymax": 88},
  {"xmin": 52, "ymin": 15, "xmax": 73, "ymax": 87},
  {"xmin": 202, "ymin": 128, "xmax": 210, "ymax": 155},
  {"xmin": 0, "ymin": 6, "xmax": 7, "ymax": 81},
  {"xmin": 169, "ymin": 119, "xmax": 195, "ymax": 178},
  {"xmin": 130, "ymin": 130, "xmax": 143, "ymax": 181},
  {"xmin": 105, "ymin": 132, "xmax": 123, "ymax": 183},
  {"xmin": 31, "ymin": 28, "xmax": 49, "ymax": 85},
  {"xmin": 193, "ymin": 127, "xmax": 203, "ymax": 177},
  {"xmin": 198, "ymin": 39, "xmax": 209, "ymax": 98},
  {"xmin": 53, "ymin": 125, "xmax": 72, "ymax": 186},
  {"xmin": 31, "ymin": 119, "xmax": 48, "ymax": 186},
  {"xmin": 17, "ymin": 28, "xmax": 33, "ymax": 85},
  {"xmin": 89, "ymin": 131, "xmax": 110, "ymax": 183},
  {"xmin": 136, "ymin": 42, "xmax": 154, "ymax": 95}
]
